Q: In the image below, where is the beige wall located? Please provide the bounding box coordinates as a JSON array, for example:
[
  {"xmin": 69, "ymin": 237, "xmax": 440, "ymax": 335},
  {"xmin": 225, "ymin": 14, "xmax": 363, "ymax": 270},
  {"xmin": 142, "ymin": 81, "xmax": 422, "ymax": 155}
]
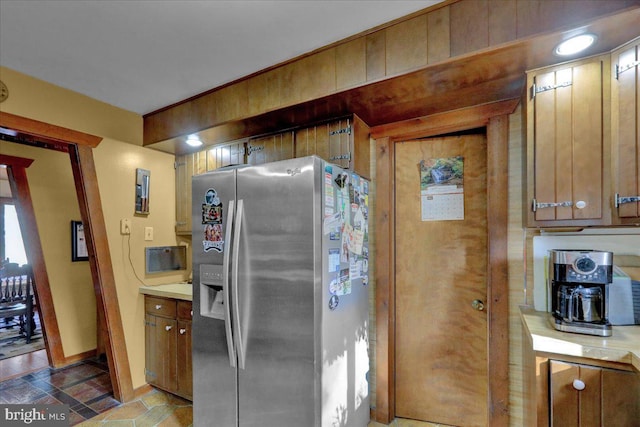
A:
[{"xmin": 0, "ymin": 66, "xmax": 185, "ymax": 390}]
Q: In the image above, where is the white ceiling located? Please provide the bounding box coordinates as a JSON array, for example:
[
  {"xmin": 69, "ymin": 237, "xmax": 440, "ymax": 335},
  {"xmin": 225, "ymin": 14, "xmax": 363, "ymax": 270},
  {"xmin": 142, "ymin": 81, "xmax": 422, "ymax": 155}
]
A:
[{"xmin": 0, "ymin": 0, "xmax": 443, "ymax": 116}]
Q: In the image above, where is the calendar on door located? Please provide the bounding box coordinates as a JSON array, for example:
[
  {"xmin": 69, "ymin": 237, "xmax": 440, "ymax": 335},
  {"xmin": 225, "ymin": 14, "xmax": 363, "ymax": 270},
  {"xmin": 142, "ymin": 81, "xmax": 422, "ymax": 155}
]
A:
[{"xmin": 419, "ymin": 156, "xmax": 464, "ymax": 221}]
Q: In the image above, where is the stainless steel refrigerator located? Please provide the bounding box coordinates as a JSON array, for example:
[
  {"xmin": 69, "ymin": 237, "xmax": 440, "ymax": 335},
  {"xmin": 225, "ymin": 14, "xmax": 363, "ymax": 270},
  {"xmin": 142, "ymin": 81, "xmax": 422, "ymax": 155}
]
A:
[{"xmin": 192, "ymin": 156, "xmax": 370, "ymax": 427}]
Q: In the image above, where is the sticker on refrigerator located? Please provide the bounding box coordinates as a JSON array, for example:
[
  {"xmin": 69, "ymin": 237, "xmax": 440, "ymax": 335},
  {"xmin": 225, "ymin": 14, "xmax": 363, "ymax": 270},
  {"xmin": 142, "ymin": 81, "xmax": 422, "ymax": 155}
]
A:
[
  {"xmin": 329, "ymin": 295, "xmax": 339, "ymax": 311},
  {"xmin": 201, "ymin": 188, "xmax": 224, "ymax": 253}
]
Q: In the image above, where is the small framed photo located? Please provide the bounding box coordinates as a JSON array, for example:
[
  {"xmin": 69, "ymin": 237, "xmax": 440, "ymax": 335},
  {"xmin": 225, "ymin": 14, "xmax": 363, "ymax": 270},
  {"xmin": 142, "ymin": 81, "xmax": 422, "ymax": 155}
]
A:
[{"xmin": 71, "ymin": 220, "xmax": 89, "ymax": 262}]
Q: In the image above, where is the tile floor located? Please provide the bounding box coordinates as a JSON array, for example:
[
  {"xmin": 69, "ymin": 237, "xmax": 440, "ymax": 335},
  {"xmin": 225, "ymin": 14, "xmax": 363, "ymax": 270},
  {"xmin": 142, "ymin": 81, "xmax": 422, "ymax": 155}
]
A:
[
  {"xmin": 1, "ymin": 352, "xmax": 447, "ymax": 427},
  {"xmin": 0, "ymin": 357, "xmax": 119, "ymax": 425}
]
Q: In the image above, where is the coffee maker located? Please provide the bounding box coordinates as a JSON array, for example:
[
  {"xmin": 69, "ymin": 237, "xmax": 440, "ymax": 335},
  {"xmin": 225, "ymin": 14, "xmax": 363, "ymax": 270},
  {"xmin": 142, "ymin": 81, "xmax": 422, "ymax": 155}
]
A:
[{"xmin": 548, "ymin": 249, "xmax": 613, "ymax": 337}]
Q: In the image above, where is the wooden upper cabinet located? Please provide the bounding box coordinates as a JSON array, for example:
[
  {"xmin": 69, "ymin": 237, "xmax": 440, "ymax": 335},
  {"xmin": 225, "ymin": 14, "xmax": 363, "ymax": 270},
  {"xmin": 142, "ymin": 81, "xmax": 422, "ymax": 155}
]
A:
[
  {"xmin": 611, "ymin": 37, "xmax": 640, "ymax": 224},
  {"xmin": 294, "ymin": 115, "xmax": 371, "ymax": 178},
  {"xmin": 247, "ymin": 132, "xmax": 294, "ymax": 165},
  {"xmin": 525, "ymin": 54, "xmax": 611, "ymax": 227}
]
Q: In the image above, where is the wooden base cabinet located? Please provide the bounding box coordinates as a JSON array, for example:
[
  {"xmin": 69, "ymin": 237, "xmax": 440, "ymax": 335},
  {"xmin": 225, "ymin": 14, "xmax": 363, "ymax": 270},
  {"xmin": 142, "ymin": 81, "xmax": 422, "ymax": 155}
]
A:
[
  {"xmin": 612, "ymin": 37, "xmax": 640, "ymax": 225},
  {"xmin": 144, "ymin": 296, "xmax": 192, "ymax": 400},
  {"xmin": 549, "ymin": 360, "xmax": 639, "ymax": 426},
  {"xmin": 525, "ymin": 54, "xmax": 611, "ymax": 227}
]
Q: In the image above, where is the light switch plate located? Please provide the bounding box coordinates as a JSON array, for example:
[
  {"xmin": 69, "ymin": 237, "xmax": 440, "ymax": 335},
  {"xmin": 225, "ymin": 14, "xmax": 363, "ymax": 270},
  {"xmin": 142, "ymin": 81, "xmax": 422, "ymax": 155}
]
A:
[{"xmin": 144, "ymin": 227, "xmax": 154, "ymax": 241}]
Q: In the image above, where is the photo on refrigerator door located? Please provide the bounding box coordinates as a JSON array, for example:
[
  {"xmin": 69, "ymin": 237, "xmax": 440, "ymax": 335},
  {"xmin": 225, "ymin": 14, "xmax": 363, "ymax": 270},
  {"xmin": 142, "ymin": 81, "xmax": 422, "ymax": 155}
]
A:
[{"xmin": 201, "ymin": 187, "xmax": 224, "ymax": 253}]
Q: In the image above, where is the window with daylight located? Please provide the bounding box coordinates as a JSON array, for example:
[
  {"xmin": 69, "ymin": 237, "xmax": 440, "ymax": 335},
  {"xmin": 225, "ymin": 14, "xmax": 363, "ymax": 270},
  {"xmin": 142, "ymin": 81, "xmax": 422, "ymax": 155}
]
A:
[{"xmin": 1, "ymin": 201, "xmax": 27, "ymax": 267}]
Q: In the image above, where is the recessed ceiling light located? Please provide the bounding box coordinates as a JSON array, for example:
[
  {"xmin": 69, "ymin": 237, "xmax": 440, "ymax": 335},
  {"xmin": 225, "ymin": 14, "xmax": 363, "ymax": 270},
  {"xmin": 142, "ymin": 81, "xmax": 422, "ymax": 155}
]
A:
[
  {"xmin": 555, "ymin": 34, "xmax": 596, "ymax": 56},
  {"xmin": 186, "ymin": 134, "xmax": 203, "ymax": 147}
]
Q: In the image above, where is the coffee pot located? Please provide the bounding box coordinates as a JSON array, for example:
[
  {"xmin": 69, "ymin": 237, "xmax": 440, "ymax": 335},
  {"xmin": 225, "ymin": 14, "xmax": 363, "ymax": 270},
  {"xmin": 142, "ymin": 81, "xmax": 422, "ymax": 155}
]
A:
[{"xmin": 549, "ymin": 250, "xmax": 613, "ymax": 336}]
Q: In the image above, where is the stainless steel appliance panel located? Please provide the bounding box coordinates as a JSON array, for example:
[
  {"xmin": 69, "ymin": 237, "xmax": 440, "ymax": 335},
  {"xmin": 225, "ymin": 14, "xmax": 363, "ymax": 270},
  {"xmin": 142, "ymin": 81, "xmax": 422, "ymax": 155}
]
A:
[
  {"xmin": 192, "ymin": 168, "xmax": 238, "ymax": 427},
  {"xmin": 235, "ymin": 157, "xmax": 322, "ymax": 426},
  {"xmin": 320, "ymin": 166, "xmax": 370, "ymax": 427}
]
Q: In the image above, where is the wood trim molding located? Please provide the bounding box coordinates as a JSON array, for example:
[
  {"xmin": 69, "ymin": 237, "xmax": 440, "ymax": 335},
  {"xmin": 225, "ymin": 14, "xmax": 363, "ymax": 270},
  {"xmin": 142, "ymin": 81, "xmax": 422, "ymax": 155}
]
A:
[
  {"xmin": 374, "ymin": 136, "xmax": 396, "ymax": 423},
  {"xmin": 486, "ymin": 115, "xmax": 510, "ymax": 425},
  {"xmin": 371, "ymin": 99, "xmax": 520, "ymax": 140},
  {"xmin": 2, "ymin": 156, "xmax": 63, "ymax": 367},
  {"xmin": 0, "ymin": 112, "xmax": 103, "ymax": 148},
  {"xmin": 1, "ymin": 113, "xmax": 133, "ymax": 403},
  {"xmin": 69, "ymin": 144, "xmax": 134, "ymax": 402},
  {"xmin": 373, "ymin": 111, "xmax": 511, "ymax": 425}
]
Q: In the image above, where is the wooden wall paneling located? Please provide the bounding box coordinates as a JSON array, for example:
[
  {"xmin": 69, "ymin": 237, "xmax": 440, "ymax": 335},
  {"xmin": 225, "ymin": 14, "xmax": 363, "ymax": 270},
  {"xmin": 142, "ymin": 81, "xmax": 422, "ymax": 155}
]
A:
[
  {"xmin": 335, "ymin": 37, "xmax": 367, "ymax": 90},
  {"xmin": 487, "ymin": 115, "xmax": 510, "ymax": 425},
  {"xmin": 365, "ymin": 31, "xmax": 386, "ymax": 81},
  {"xmin": 70, "ymin": 144, "xmax": 134, "ymax": 402},
  {"xmin": 450, "ymin": 0, "xmax": 489, "ymax": 57},
  {"xmin": 282, "ymin": 49, "xmax": 337, "ymax": 105},
  {"xmin": 426, "ymin": 6, "xmax": 450, "ymax": 64},
  {"xmin": 144, "ymin": 2, "xmax": 640, "ymax": 147},
  {"xmin": 488, "ymin": 0, "xmax": 516, "ymax": 46},
  {"xmin": 384, "ymin": 15, "xmax": 428, "ymax": 76},
  {"xmin": 247, "ymin": 67, "xmax": 283, "ymax": 116},
  {"xmin": 215, "ymin": 81, "xmax": 249, "ymax": 124},
  {"xmin": 373, "ymin": 136, "xmax": 395, "ymax": 424}
]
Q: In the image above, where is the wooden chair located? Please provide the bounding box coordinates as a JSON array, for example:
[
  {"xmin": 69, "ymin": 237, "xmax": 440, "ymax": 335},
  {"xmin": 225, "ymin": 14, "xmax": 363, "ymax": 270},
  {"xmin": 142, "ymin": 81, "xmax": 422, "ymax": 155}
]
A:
[{"xmin": 0, "ymin": 264, "xmax": 35, "ymax": 343}]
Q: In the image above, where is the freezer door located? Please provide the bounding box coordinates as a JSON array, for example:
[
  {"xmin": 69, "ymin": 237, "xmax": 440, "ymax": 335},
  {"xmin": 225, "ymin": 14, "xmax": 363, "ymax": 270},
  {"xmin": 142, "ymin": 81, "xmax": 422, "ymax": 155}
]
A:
[
  {"xmin": 192, "ymin": 169, "xmax": 238, "ymax": 427},
  {"xmin": 235, "ymin": 157, "xmax": 323, "ymax": 427}
]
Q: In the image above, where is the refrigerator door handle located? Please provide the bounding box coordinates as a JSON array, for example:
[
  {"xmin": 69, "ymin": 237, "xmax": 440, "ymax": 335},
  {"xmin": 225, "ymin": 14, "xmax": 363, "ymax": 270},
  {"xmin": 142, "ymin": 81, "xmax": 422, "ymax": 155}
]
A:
[
  {"xmin": 223, "ymin": 199, "xmax": 237, "ymax": 368},
  {"xmin": 232, "ymin": 198, "xmax": 246, "ymax": 370}
]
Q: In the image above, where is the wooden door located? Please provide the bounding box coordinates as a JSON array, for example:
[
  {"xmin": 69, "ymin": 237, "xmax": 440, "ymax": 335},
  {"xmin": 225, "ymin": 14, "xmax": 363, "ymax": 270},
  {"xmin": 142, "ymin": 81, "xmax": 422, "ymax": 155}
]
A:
[
  {"xmin": 247, "ymin": 132, "xmax": 294, "ymax": 165},
  {"xmin": 395, "ymin": 134, "xmax": 488, "ymax": 426},
  {"xmin": 549, "ymin": 360, "xmax": 601, "ymax": 426}
]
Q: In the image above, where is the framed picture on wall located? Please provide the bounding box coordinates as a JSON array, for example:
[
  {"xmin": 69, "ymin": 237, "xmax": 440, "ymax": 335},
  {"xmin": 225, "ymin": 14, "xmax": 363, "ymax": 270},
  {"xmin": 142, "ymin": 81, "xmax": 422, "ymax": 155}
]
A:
[{"xmin": 71, "ymin": 220, "xmax": 89, "ymax": 262}]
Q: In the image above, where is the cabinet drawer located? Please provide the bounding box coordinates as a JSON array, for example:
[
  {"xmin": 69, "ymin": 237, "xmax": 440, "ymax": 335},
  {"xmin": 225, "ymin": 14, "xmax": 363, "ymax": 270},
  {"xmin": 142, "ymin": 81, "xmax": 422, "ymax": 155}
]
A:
[
  {"xmin": 145, "ymin": 296, "xmax": 177, "ymax": 318},
  {"xmin": 177, "ymin": 301, "xmax": 192, "ymax": 321}
]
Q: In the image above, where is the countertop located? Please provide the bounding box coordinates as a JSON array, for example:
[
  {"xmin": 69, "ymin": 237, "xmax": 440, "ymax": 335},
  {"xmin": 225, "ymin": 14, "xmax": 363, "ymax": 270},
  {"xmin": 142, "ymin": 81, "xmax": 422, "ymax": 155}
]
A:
[
  {"xmin": 139, "ymin": 282, "xmax": 193, "ymax": 301},
  {"xmin": 520, "ymin": 306, "xmax": 640, "ymax": 371}
]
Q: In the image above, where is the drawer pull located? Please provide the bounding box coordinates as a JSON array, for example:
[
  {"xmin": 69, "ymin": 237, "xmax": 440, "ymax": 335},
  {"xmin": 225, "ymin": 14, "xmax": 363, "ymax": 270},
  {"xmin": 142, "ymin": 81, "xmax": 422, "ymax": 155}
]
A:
[
  {"xmin": 155, "ymin": 305, "xmax": 162, "ymax": 310},
  {"xmin": 179, "ymin": 328, "xmax": 186, "ymax": 335},
  {"xmin": 572, "ymin": 379, "xmax": 586, "ymax": 391},
  {"xmin": 165, "ymin": 325, "xmax": 172, "ymax": 331},
  {"xmin": 532, "ymin": 199, "xmax": 573, "ymax": 212}
]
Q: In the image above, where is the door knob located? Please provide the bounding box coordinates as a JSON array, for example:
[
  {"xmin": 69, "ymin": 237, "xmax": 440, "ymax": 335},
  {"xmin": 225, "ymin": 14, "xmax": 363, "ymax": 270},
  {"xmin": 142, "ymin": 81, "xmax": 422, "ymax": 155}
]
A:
[{"xmin": 471, "ymin": 299, "xmax": 485, "ymax": 311}]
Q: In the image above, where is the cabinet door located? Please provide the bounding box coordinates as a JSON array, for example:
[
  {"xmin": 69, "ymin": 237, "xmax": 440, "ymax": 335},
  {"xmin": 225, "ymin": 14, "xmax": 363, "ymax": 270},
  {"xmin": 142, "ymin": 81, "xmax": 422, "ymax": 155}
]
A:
[
  {"xmin": 176, "ymin": 319, "xmax": 192, "ymax": 399},
  {"xmin": 174, "ymin": 154, "xmax": 191, "ymax": 235},
  {"xmin": 206, "ymin": 141, "xmax": 245, "ymax": 171},
  {"xmin": 549, "ymin": 360, "xmax": 601, "ymax": 426},
  {"xmin": 601, "ymin": 366, "xmax": 640, "ymax": 426},
  {"xmin": 145, "ymin": 314, "xmax": 177, "ymax": 391},
  {"xmin": 612, "ymin": 37, "xmax": 640, "ymax": 224},
  {"xmin": 247, "ymin": 132, "xmax": 294, "ymax": 165},
  {"xmin": 526, "ymin": 55, "xmax": 611, "ymax": 227}
]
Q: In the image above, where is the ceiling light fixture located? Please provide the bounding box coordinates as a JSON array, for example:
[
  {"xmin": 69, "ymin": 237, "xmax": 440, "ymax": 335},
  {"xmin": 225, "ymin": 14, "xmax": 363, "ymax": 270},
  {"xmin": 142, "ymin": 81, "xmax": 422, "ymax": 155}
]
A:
[
  {"xmin": 186, "ymin": 134, "xmax": 203, "ymax": 147},
  {"xmin": 554, "ymin": 34, "xmax": 596, "ymax": 56}
]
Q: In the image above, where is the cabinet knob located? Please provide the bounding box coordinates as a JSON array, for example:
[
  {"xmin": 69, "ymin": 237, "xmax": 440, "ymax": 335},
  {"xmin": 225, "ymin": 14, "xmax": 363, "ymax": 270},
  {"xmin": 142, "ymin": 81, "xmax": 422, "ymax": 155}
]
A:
[
  {"xmin": 165, "ymin": 325, "xmax": 172, "ymax": 331},
  {"xmin": 575, "ymin": 200, "xmax": 586, "ymax": 209},
  {"xmin": 155, "ymin": 304, "xmax": 162, "ymax": 310},
  {"xmin": 190, "ymin": 310, "xmax": 193, "ymax": 317},
  {"xmin": 471, "ymin": 299, "xmax": 485, "ymax": 311},
  {"xmin": 179, "ymin": 328, "xmax": 186, "ymax": 335},
  {"xmin": 572, "ymin": 379, "xmax": 586, "ymax": 391}
]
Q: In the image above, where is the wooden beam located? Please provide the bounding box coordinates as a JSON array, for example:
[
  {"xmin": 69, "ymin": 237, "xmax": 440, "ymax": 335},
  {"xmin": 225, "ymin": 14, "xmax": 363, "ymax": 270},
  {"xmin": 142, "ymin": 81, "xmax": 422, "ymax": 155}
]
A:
[
  {"xmin": 0, "ymin": 112, "xmax": 102, "ymax": 148},
  {"xmin": 3, "ymin": 156, "xmax": 63, "ymax": 367},
  {"xmin": 486, "ymin": 115, "xmax": 510, "ymax": 425},
  {"xmin": 69, "ymin": 144, "xmax": 134, "ymax": 402},
  {"xmin": 371, "ymin": 99, "xmax": 520, "ymax": 139}
]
